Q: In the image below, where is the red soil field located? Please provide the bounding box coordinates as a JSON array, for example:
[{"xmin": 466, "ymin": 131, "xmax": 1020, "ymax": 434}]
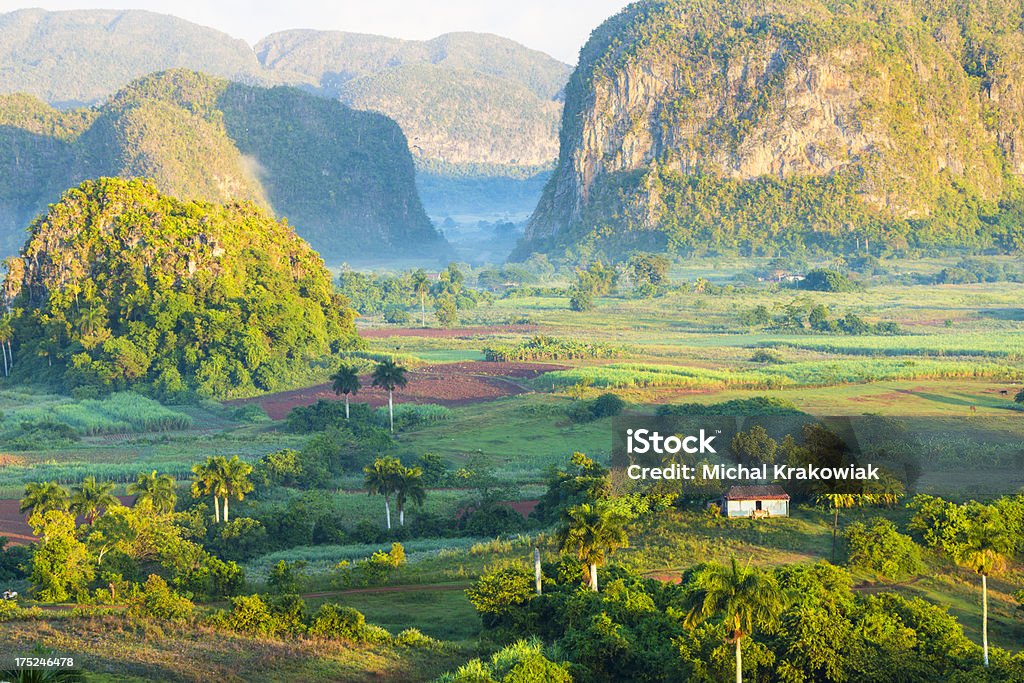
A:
[{"xmin": 232, "ymin": 361, "xmax": 565, "ymax": 420}]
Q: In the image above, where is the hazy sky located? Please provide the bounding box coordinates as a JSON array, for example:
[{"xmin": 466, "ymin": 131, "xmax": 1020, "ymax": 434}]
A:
[{"xmin": 0, "ymin": 1, "xmax": 633, "ymax": 63}]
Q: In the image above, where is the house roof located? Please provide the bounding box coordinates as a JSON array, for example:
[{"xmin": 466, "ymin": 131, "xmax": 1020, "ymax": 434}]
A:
[{"xmin": 723, "ymin": 485, "xmax": 790, "ymax": 501}]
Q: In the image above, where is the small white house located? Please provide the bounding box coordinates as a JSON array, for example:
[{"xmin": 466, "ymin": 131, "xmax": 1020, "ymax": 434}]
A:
[{"xmin": 721, "ymin": 485, "xmax": 790, "ymax": 518}]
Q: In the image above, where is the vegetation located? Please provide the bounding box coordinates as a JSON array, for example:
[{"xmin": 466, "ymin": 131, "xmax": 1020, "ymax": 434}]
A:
[
  {"xmin": 0, "ymin": 69, "xmax": 443, "ymax": 260},
  {"xmin": 521, "ymin": 0, "xmax": 1024, "ymax": 260},
  {"xmin": 2, "ymin": 178, "xmax": 359, "ymax": 398},
  {"xmin": 484, "ymin": 335, "xmax": 623, "ymax": 362}
]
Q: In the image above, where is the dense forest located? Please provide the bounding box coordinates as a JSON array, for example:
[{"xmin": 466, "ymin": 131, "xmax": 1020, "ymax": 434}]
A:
[
  {"xmin": 0, "ymin": 69, "xmax": 445, "ymax": 260},
  {"xmin": 0, "ymin": 178, "xmax": 360, "ymax": 398}
]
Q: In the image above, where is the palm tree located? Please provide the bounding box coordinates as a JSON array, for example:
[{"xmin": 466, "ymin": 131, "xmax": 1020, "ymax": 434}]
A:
[
  {"xmin": 556, "ymin": 502, "xmax": 629, "ymax": 592},
  {"xmin": 78, "ymin": 305, "xmax": 106, "ymax": 337},
  {"xmin": 191, "ymin": 456, "xmax": 229, "ymax": 524},
  {"xmin": 411, "ymin": 269, "xmax": 430, "ymax": 327},
  {"xmin": 127, "ymin": 470, "xmax": 177, "ymax": 514},
  {"xmin": 686, "ymin": 558, "xmax": 783, "ymax": 683},
  {"xmin": 0, "ymin": 314, "xmax": 12, "ymax": 377},
  {"xmin": 70, "ymin": 476, "xmax": 120, "ymax": 525},
  {"xmin": 395, "ymin": 466, "xmax": 426, "ymax": 526},
  {"xmin": 331, "ymin": 364, "xmax": 361, "ymax": 419},
  {"xmin": 816, "ymin": 491, "xmax": 879, "ymax": 563},
  {"xmin": 364, "ymin": 457, "xmax": 403, "ymax": 529},
  {"xmin": 372, "ymin": 359, "xmax": 409, "ymax": 433},
  {"xmin": 221, "ymin": 455, "xmax": 254, "ymax": 523},
  {"xmin": 19, "ymin": 481, "xmax": 69, "ymax": 518},
  {"xmin": 955, "ymin": 506, "xmax": 1012, "ymax": 667}
]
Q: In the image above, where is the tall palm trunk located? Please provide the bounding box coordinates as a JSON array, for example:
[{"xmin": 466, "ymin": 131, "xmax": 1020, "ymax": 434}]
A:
[
  {"xmin": 399, "ymin": 506, "xmax": 405, "ymax": 526},
  {"xmin": 1, "ymin": 343, "xmax": 7, "ymax": 377},
  {"xmin": 388, "ymin": 390, "xmax": 394, "ymax": 432},
  {"xmin": 384, "ymin": 496, "xmax": 392, "ymax": 530},
  {"xmin": 982, "ymin": 573, "xmax": 989, "ymax": 667},
  {"xmin": 736, "ymin": 637, "xmax": 743, "ymax": 683},
  {"xmin": 213, "ymin": 495, "xmax": 221, "ymax": 523},
  {"xmin": 420, "ymin": 293, "xmax": 426, "ymax": 327},
  {"xmin": 831, "ymin": 506, "xmax": 840, "ymax": 563},
  {"xmin": 345, "ymin": 395, "xmax": 350, "ymax": 419},
  {"xmin": 589, "ymin": 563, "xmax": 598, "ymax": 592},
  {"xmin": 223, "ymin": 497, "xmax": 230, "ymax": 523},
  {"xmin": 535, "ymin": 548, "xmax": 543, "ymax": 595}
]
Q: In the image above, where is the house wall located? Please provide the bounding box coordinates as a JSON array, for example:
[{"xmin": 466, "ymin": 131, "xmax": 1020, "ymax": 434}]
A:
[{"xmin": 724, "ymin": 499, "xmax": 789, "ymax": 517}]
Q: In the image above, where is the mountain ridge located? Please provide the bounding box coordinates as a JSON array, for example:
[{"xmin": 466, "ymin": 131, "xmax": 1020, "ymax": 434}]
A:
[{"xmin": 0, "ymin": 69, "xmax": 445, "ymax": 260}]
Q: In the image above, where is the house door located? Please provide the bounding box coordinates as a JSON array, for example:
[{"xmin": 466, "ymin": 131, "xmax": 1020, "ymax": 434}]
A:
[{"xmin": 755, "ymin": 500, "xmax": 762, "ymax": 511}]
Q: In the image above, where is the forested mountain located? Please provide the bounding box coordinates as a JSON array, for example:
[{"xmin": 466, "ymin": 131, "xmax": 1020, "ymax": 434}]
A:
[
  {"xmin": 0, "ymin": 9, "xmax": 570, "ymax": 180},
  {"xmin": 0, "ymin": 9, "xmax": 283, "ymax": 106},
  {"xmin": 0, "ymin": 69, "xmax": 445, "ymax": 260},
  {"xmin": 518, "ymin": 0, "xmax": 1024, "ymax": 259},
  {"xmin": 255, "ymin": 30, "xmax": 570, "ymax": 175},
  {"xmin": 1, "ymin": 178, "xmax": 359, "ymax": 398}
]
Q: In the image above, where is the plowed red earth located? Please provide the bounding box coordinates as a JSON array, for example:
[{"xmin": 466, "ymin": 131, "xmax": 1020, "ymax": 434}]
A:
[
  {"xmin": 0, "ymin": 496, "xmax": 134, "ymax": 546},
  {"xmin": 358, "ymin": 324, "xmax": 537, "ymax": 339},
  {"xmin": 231, "ymin": 361, "xmax": 565, "ymax": 420}
]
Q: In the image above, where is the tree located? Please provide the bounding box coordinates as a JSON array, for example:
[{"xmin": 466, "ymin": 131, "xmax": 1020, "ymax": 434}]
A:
[
  {"xmin": 70, "ymin": 477, "xmax": 120, "ymax": 524},
  {"xmin": 364, "ymin": 457, "xmax": 403, "ymax": 530},
  {"xmin": 686, "ymin": 558, "xmax": 782, "ymax": 683},
  {"xmin": 372, "ymin": 359, "xmax": 409, "ymax": 432},
  {"xmin": 192, "ymin": 456, "xmax": 230, "ymax": 524},
  {"xmin": 127, "ymin": 470, "xmax": 177, "ymax": 514},
  {"xmin": 731, "ymin": 426, "xmax": 778, "ymax": 465},
  {"xmin": 1015, "ymin": 388, "xmax": 1024, "ymax": 404},
  {"xmin": 395, "ymin": 466, "xmax": 426, "ymax": 526},
  {"xmin": 411, "ymin": 269, "xmax": 430, "ymax": 327},
  {"xmin": 330, "ymin": 364, "xmax": 361, "ymax": 419},
  {"xmin": 19, "ymin": 481, "xmax": 69, "ymax": 518},
  {"xmin": 28, "ymin": 509, "xmax": 95, "ymax": 602},
  {"xmin": 221, "ymin": 455, "xmax": 254, "ymax": 523},
  {"xmin": 434, "ymin": 294, "xmax": 458, "ymax": 328},
  {"xmin": 556, "ymin": 501, "xmax": 629, "ymax": 592},
  {"xmin": 816, "ymin": 491, "xmax": 879, "ymax": 563},
  {"xmin": 954, "ymin": 505, "xmax": 1012, "ymax": 667}
]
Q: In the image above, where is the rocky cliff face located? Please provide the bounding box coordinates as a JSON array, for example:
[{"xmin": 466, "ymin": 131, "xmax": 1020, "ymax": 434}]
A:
[{"xmin": 521, "ymin": 0, "xmax": 1024, "ymax": 257}]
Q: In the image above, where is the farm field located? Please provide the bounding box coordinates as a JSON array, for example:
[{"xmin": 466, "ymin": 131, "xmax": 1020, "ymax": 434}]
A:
[{"xmin": 2, "ymin": 257, "xmax": 1023, "ymax": 681}]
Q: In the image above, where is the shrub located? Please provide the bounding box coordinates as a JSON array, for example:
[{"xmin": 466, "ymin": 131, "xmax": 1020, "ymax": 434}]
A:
[
  {"xmin": 437, "ymin": 638, "xmax": 571, "ymax": 683},
  {"xmin": 384, "ymin": 306, "xmax": 411, "ymax": 324},
  {"xmin": 1016, "ymin": 389, "xmax": 1024, "ymax": 404},
  {"xmin": 567, "ymin": 392, "xmax": 626, "ymax": 423},
  {"xmin": 484, "ymin": 335, "xmax": 623, "ymax": 362},
  {"xmin": 750, "ymin": 349, "xmax": 784, "ymax": 364},
  {"xmin": 128, "ymin": 574, "xmax": 194, "ymax": 623},
  {"xmin": 799, "ymin": 268, "xmax": 859, "ymax": 292},
  {"xmin": 657, "ymin": 397, "xmax": 803, "ymax": 416},
  {"xmin": 845, "ymin": 518, "xmax": 924, "ymax": 580},
  {"xmin": 224, "ymin": 594, "xmax": 278, "ymax": 635},
  {"xmin": 467, "ymin": 567, "xmax": 535, "ymax": 621},
  {"xmin": 309, "ymin": 604, "xmax": 368, "ymax": 640}
]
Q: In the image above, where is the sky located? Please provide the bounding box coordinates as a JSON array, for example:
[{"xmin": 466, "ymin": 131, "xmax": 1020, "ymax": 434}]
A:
[{"xmin": 0, "ymin": 1, "xmax": 634, "ymax": 63}]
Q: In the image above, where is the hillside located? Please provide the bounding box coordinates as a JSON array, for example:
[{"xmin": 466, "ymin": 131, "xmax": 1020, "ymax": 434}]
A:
[
  {"xmin": 256, "ymin": 30, "xmax": 570, "ymax": 175},
  {"xmin": 0, "ymin": 10, "xmax": 570, "ymax": 180},
  {"xmin": 0, "ymin": 9, "xmax": 287, "ymax": 106},
  {"xmin": 519, "ymin": 0, "xmax": 1024, "ymax": 259},
  {"xmin": 0, "ymin": 70, "xmax": 445, "ymax": 260},
  {"xmin": 0, "ymin": 178, "xmax": 359, "ymax": 398}
]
